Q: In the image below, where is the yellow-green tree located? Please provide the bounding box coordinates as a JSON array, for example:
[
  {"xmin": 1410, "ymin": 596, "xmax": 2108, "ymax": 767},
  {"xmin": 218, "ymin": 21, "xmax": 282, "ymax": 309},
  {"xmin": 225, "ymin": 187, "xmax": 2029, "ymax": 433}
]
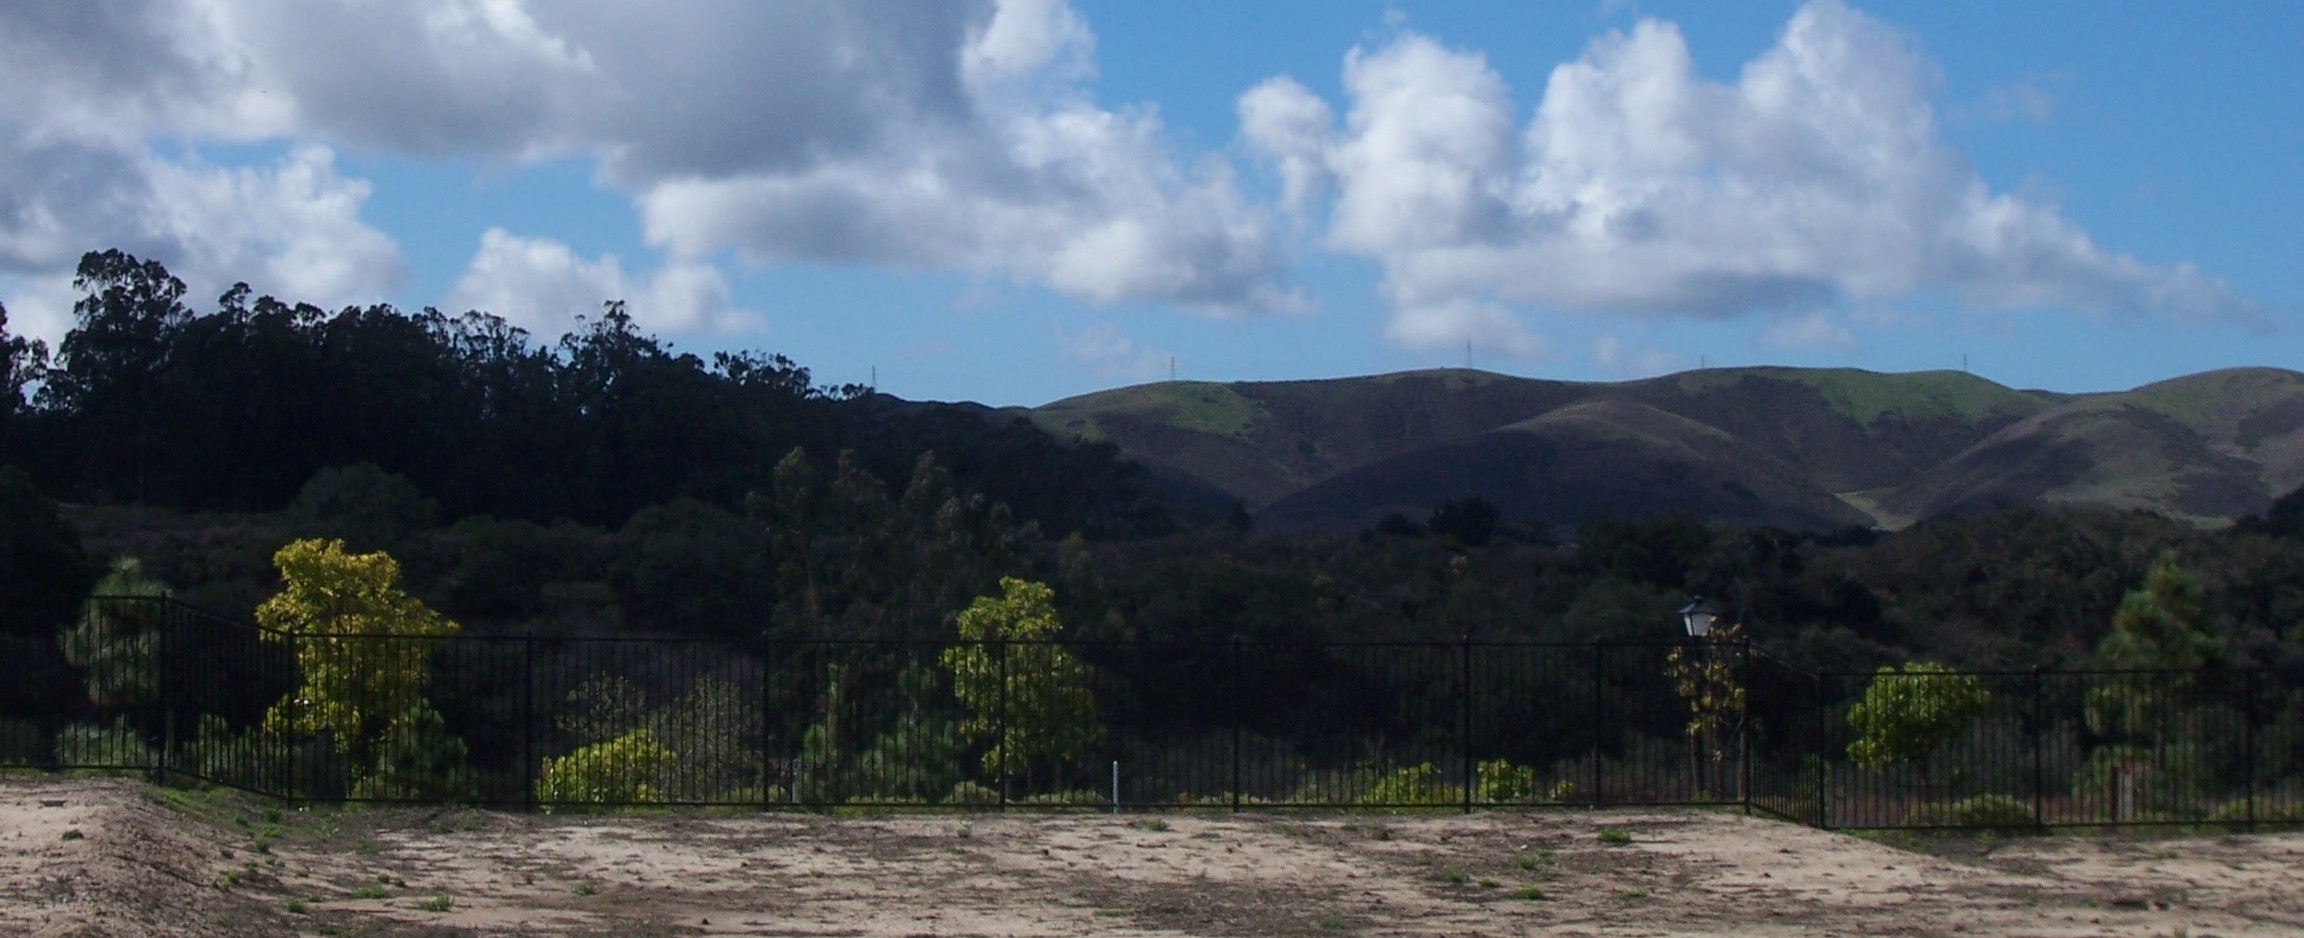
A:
[
  {"xmin": 256, "ymin": 538, "xmax": 462, "ymax": 791},
  {"xmin": 1847, "ymin": 661, "xmax": 1989, "ymax": 799},
  {"xmin": 939, "ymin": 577, "xmax": 1099, "ymax": 792},
  {"xmin": 1665, "ymin": 621, "xmax": 1747, "ymax": 798}
]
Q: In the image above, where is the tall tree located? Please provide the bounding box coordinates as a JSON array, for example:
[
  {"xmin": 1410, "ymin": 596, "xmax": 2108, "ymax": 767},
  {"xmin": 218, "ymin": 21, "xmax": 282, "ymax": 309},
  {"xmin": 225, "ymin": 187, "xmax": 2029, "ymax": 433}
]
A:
[
  {"xmin": 2085, "ymin": 552, "xmax": 2225, "ymax": 738},
  {"xmin": 43, "ymin": 250, "xmax": 192, "ymax": 503}
]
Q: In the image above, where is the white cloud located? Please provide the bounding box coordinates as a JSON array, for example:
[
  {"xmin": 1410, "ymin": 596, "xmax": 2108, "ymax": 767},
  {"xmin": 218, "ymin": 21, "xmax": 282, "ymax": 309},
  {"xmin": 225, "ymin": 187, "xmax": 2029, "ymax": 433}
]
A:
[
  {"xmin": 1054, "ymin": 320, "xmax": 1171, "ymax": 382},
  {"xmin": 0, "ymin": 0, "xmax": 1300, "ymax": 323},
  {"xmin": 447, "ymin": 229, "xmax": 759, "ymax": 337},
  {"xmin": 1237, "ymin": 76, "xmax": 1335, "ymax": 217},
  {"xmin": 1240, "ymin": 0, "xmax": 2254, "ymax": 349},
  {"xmin": 1591, "ymin": 335, "xmax": 1678, "ymax": 377},
  {"xmin": 1759, "ymin": 311, "xmax": 1859, "ymax": 349},
  {"xmin": 0, "ymin": 135, "xmax": 402, "ymax": 348}
]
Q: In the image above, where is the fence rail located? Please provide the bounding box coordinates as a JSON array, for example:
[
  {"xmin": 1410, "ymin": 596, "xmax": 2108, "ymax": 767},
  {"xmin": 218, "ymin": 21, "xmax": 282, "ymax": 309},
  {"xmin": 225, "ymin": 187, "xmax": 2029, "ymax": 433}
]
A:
[{"xmin": 6, "ymin": 597, "xmax": 2299, "ymax": 832}]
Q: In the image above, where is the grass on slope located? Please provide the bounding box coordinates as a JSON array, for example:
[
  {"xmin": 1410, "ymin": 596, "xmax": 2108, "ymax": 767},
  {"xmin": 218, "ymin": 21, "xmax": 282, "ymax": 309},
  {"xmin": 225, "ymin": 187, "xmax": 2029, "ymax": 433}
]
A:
[
  {"xmin": 1672, "ymin": 367, "xmax": 2051, "ymax": 426},
  {"xmin": 2113, "ymin": 367, "xmax": 2304, "ymax": 432},
  {"xmin": 1030, "ymin": 382, "xmax": 1272, "ymax": 443}
]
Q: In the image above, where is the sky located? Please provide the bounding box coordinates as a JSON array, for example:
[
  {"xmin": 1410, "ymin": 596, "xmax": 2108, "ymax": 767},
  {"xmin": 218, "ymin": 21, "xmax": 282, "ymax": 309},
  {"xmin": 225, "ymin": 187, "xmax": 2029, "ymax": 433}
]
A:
[{"xmin": 1, "ymin": 0, "xmax": 2297, "ymax": 407}]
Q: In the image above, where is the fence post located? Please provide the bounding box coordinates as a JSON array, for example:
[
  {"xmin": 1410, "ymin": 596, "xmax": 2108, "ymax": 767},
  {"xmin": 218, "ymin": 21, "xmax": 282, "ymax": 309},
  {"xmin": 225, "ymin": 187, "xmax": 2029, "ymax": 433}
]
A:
[
  {"xmin": 2030, "ymin": 666, "xmax": 2046, "ymax": 835},
  {"xmin": 996, "ymin": 636, "xmax": 1009, "ymax": 811},
  {"xmin": 2244, "ymin": 668, "xmax": 2258, "ymax": 834},
  {"xmin": 774, "ymin": 645, "xmax": 783, "ymax": 815},
  {"xmin": 1460, "ymin": 633, "xmax": 1473, "ymax": 815},
  {"xmin": 1814, "ymin": 671, "xmax": 1828, "ymax": 830},
  {"xmin": 1589, "ymin": 642, "xmax": 1603, "ymax": 807},
  {"xmin": 1229, "ymin": 636, "xmax": 1242, "ymax": 813},
  {"xmin": 760, "ymin": 644, "xmax": 773, "ymax": 812},
  {"xmin": 1739, "ymin": 641, "xmax": 1752, "ymax": 816},
  {"xmin": 523, "ymin": 630, "xmax": 536, "ymax": 812}
]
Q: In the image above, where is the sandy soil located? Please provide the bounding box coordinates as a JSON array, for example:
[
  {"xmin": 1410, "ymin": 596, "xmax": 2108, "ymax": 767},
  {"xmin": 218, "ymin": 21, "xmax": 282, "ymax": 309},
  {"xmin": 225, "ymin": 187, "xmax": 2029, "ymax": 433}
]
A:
[{"xmin": 5, "ymin": 775, "xmax": 2303, "ymax": 937}]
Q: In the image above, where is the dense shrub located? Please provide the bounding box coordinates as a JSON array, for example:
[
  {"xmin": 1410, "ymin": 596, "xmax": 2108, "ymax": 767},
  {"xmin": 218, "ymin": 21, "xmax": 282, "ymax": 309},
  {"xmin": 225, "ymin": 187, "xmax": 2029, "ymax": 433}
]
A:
[
  {"xmin": 1901, "ymin": 793, "xmax": 2037, "ymax": 833},
  {"xmin": 536, "ymin": 728, "xmax": 677, "ymax": 810}
]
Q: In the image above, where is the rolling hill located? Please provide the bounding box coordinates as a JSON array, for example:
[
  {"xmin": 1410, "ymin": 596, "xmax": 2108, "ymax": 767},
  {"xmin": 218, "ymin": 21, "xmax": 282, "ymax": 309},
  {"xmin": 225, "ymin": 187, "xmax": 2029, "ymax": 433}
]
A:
[{"xmin": 1024, "ymin": 366, "xmax": 2304, "ymax": 532}]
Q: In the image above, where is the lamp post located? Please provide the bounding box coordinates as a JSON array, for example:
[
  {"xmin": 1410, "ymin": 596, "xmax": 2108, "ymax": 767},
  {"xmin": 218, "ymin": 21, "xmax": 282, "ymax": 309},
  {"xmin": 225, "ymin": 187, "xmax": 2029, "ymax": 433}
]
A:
[{"xmin": 1678, "ymin": 599, "xmax": 1719, "ymax": 640}]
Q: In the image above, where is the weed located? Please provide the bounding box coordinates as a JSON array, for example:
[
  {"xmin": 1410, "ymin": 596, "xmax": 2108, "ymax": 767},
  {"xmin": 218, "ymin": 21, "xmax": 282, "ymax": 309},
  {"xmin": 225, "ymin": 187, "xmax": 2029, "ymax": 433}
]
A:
[
  {"xmin": 1317, "ymin": 916, "xmax": 1348, "ymax": 930},
  {"xmin": 1511, "ymin": 885, "xmax": 1550, "ymax": 901},
  {"xmin": 284, "ymin": 898, "xmax": 307, "ymax": 914},
  {"xmin": 264, "ymin": 807, "xmax": 282, "ymax": 824},
  {"xmin": 417, "ymin": 894, "xmax": 454, "ymax": 912},
  {"xmin": 1439, "ymin": 864, "xmax": 1467, "ymax": 884},
  {"xmin": 354, "ymin": 884, "xmax": 389, "ymax": 900},
  {"xmin": 355, "ymin": 837, "xmax": 377, "ymax": 854},
  {"xmin": 1598, "ymin": 828, "xmax": 1632, "ymax": 846},
  {"xmin": 59, "ymin": 829, "xmax": 83, "ymax": 841},
  {"xmin": 1615, "ymin": 887, "xmax": 1650, "ymax": 900},
  {"xmin": 1135, "ymin": 818, "xmax": 1171, "ymax": 832},
  {"xmin": 252, "ymin": 834, "xmax": 272, "ymax": 854},
  {"xmin": 576, "ymin": 882, "xmax": 597, "ymax": 897},
  {"xmin": 1478, "ymin": 879, "xmax": 1500, "ymax": 889},
  {"xmin": 1513, "ymin": 850, "xmax": 1552, "ymax": 870},
  {"xmin": 957, "ymin": 825, "xmax": 972, "ymax": 839},
  {"xmin": 1094, "ymin": 910, "xmax": 1127, "ymax": 918}
]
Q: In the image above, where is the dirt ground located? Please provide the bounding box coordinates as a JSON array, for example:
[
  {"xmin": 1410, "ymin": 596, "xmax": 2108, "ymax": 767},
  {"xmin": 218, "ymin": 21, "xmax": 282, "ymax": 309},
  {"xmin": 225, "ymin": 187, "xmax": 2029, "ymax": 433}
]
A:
[{"xmin": 6, "ymin": 775, "xmax": 2304, "ymax": 937}]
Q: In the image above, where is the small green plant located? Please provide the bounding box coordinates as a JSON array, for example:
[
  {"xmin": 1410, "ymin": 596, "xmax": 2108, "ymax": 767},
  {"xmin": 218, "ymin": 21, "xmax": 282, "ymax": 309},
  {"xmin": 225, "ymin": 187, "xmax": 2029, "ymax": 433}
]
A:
[
  {"xmin": 575, "ymin": 882, "xmax": 597, "ymax": 896},
  {"xmin": 1359, "ymin": 763, "xmax": 1450, "ymax": 807},
  {"xmin": 1598, "ymin": 827, "xmax": 1632, "ymax": 846},
  {"xmin": 1513, "ymin": 849, "xmax": 1552, "ymax": 870},
  {"xmin": 1477, "ymin": 879, "xmax": 1500, "ymax": 889},
  {"xmin": 354, "ymin": 884, "xmax": 389, "ymax": 900},
  {"xmin": 1902, "ymin": 793, "xmax": 2037, "ymax": 833},
  {"xmin": 284, "ymin": 898, "xmax": 308, "ymax": 914},
  {"xmin": 1615, "ymin": 887, "xmax": 1650, "ymax": 900},
  {"xmin": 417, "ymin": 894, "xmax": 454, "ymax": 912},
  {"xmin": 1135, "ymin": 817, "xmax": 1171, "ymax": 832},
  {"xmin": 1439, "ymin": 864, "xmax": 1467, "ymax": 884},
  {"xmin": 535, "ymin": 729, "xmax": 676, "ymax": 810},
  {"xmin": 1476, "ymin": 758, "xmax": 1540, "ymax": 802},
  {"xmin": 1316, "ymin": 916, "xmax": 1348, "ymax": 930},
  {"xmin": 1511, "ymin": 885, "xmax": 1550, "ymax": 901}
]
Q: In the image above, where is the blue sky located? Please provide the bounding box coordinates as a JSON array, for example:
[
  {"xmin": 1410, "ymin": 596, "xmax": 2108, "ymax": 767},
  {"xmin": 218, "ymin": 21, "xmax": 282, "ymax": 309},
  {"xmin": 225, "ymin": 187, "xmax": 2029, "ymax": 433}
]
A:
[{"xmin": 1, "ymin": 1, "xmax": 2295, "ymax": 406}]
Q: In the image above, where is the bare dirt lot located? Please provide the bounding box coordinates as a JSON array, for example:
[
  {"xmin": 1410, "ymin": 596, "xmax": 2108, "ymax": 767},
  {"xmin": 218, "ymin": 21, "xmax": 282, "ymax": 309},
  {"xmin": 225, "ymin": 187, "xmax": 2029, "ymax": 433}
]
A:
[{"xmin": 6, "ymin": 775, "xmax": 2304, "ymax": 937}]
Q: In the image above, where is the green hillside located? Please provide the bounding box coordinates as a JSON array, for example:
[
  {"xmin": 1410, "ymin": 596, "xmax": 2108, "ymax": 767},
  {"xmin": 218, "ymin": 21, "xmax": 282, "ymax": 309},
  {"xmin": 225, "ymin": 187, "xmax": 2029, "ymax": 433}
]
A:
[{"xmin": 1032, "ymin": 365, "xmax": 2304, "ymax": 532}]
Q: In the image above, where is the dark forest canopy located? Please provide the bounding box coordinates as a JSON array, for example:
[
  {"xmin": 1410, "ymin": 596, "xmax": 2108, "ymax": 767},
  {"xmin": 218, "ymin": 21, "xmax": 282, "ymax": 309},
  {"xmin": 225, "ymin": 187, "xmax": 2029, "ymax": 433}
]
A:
[{"xmin": 0, "ymin": 249, "xmax": 1170, "ymax": 537}]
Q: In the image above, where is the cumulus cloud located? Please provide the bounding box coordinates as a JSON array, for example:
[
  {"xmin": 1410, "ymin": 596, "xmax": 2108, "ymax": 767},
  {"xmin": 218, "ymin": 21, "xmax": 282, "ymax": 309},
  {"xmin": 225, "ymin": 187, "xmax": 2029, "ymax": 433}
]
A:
[
  {"xmin": 1054, "ymin": 320, "xmax": 1172, "ymax": 382},
  {"xmin": 447, "ymin": 229, "xmax": 758, "ymax": 337},
  {"xmin": 0, "ymin": 0, "xmax": 1300, "ymax": 337},
  {"xmin": 1241, "ymin": 0, "xmax": 2253, "ymax": 349},
  {"xmin": 0, "ymin": 134, "xmax": 403, "ymax": 347}
]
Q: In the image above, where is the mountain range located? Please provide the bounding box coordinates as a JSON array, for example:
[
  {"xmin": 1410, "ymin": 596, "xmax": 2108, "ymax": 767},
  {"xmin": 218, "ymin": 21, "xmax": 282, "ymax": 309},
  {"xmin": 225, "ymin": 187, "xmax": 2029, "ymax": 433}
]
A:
[{"xmin": 1019, "ymin": 366, "xmax": 2304, "ymax": 533}]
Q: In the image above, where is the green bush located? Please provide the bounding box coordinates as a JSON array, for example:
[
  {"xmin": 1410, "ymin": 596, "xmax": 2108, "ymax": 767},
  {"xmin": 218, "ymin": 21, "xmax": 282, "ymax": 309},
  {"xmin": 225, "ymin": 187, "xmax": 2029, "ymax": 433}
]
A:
[
  {"xmin": 1018, "ymin": 789, "xmax": 1104, "ymax": 810},
  {"xmin": 1901, "ymin": 793, "xmax": 2037, "ymax": 833},
  {"xmin": 183, "ymin": 715, "xmax": 292, "ymax": 790},
  {"xmin": 2205, "ymin": 798, "xmax": 2304, "ymax": 827},
  {"xmin": 1358, "ymin": 763, "xmax": 1452, "ymax": 807},
  {"xmin": 536, "ymin": 729, "xmax": 676, "ymax": 811},
  {"xmin": 55, "ymin": 717, "xmax": 149, "ymax": 767},
  {"xmin": 944, "ymin": 780, "xmax": 1001, "ymax": 806},
  {"xmin": 352, "ymin": 702, "xmax": 469, "ymax": 801},
  {"xmin": 1477, "ymin": 758, "xmax": 1539, "ymax": 803},
  {"xmin": 0, "ymin": 719, "xmax": 42, "ymax": 763}
]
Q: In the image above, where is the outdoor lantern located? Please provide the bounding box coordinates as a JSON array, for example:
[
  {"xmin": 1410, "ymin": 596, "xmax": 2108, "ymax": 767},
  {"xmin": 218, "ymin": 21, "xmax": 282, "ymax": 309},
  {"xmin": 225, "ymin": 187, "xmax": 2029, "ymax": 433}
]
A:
[{"xmin": 1679, "ymin": 598, "xmax": 1718, "ymax": 639}]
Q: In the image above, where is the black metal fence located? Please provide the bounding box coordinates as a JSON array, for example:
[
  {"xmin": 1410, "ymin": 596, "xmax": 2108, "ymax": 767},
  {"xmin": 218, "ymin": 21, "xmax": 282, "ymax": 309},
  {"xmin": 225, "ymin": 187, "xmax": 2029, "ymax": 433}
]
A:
[{"xmin": 7, "ymin": 597, "xmax": 2301, "ymax": 831}]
